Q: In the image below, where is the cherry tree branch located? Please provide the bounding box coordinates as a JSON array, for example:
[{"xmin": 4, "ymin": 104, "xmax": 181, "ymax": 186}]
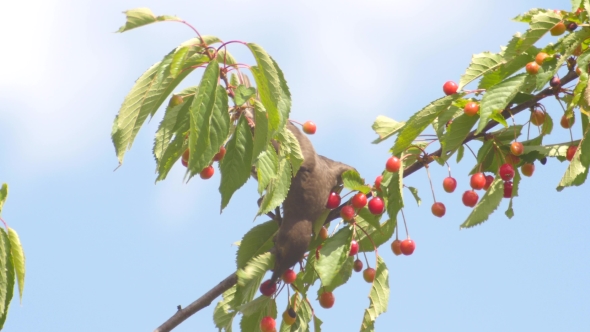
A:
[{"xmin": 153, "ymin": 69, "xmax": 578, "ymax": 331}]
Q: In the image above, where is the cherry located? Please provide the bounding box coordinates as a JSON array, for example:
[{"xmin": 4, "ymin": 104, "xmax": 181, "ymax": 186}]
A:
[
  {"xmin": 483, "ymin": 174, "xmax": 494, "ymax": 190},
  {"xmin": 340, "ymin": 205, "xmax": 355, "ymax": 222},
  {"xmin": 499, "ymin": 163, "xmax": 515, "ymax": 181},
  {"xmin": 462, "ymin": 190, "xmax": 479, "ymax": 207},
  {"xmin": 260, "ymin": 316, "xmax": 276, "ymax": 332},
  {"xmin": 326, "ymin": 192, "xmax": 341, "ymax": 209},
  {"xmin": 353, "ymin": 259, "xmax": 363, "ymax": 272},
  {"xmin": 540, "ymin": 157, "xmax": 548, "ymax": 165},
  {"xmin": 550, "ymin": 76, "xmax": 561, "ymax": 88},
  {"xmin": 168, "ymin": 94, "xmax": 184, "ymax": 107},
  {"xmin": 510, "ymin": 142, "xmax": 524, "ymax": 156},
  {"xmin": 567, "ymin": 22, "xmax": 578, "ymax": 31},
  {"xmin": 363, "ymin": 268, "xmax": 376, "ymax": 283},
  {"xmin": 464, "ymin": 102, "xmax": 479, "ymax": 116},
  {"xmin": 259, "ymin": 279, "xmax": 277, "ymax": 296},
  {"xmin": 319, "ymin": 226, "xmax": 329, "ymax": 241},
  {"xmin": 530, "ymin": 109, "xmax": 546, "ymax": 126},
  {"xmin": 349, "ymin": 240, "xmax": 359, "ymax": 256},
  {"xmin": 566, "ymin": 145, "xmax": 577, "ymax": 161},
  {"xmin": 442, "ymin": 176, "xmax": 457, "ymax": 193},
  {"xmin": 386, "ymin": 156, "xmax": 401, "ymax": 173},
  {"xmin": 400, "ymin": 238, "xmax": 416, "ymax": 256},
  {"xmin": 319, "ymin": 292, "xmax": 335, "ymax": 309},
  {"xmin": 431, "ymin": 202, "xmax": 446, "ymax": 218},
  {"xmin": 368, "ymin": 197, "xmax": 385, "ymax": 215},
  {"xmin": 283, "ymin": 309, "xmax": 296, "ymax": 326},
  {"xmin": 535, "ymin": 52, "xmax": 549, "ymax": 65},
  {"xmin": 282, "ymin": 269, "xmax": 297, "ymax": 284},
  {"xmin": 521, "ymin": 163, "xmax": 535, "ymax": 177},
  {"xmin": 470, "ymin": 172, "xmax": 486, "ymax": 190},
  {"xmin": 181, "ymin": 149, "xmax": 189, "ymax": 167},
  {"xmin": 213, "ymin": 146, "xmax": 226, "ymax": 162},
  {"xmin": 200, "ymin": 165, "xmax": 215, "ymax": 179},
  {"xmin": 560, "ymin": 114, "xmax": 575, "ymax": 129},
  {"xmin": 391, "ymin": 239, "xmax": 402, "ymax": 256},
  {"xmin": 302, "ymin": 121, "xmax": 316, "ymax": 135},
  {"xmin": 374, "ymin": 175, "xmax": 383, "ymax": 191},
  {"xmin": 505, "ymin": 153, "xmax": 521, "ymax": 166},
  {"xmin": 503, "ymin": 181, "xmax": 513, "ymax": 199},
  {"xmin": 576, "ymin": 67, "xmax": 583, "ymax": 76},
  {"xmin": 351, "ymin": 192, "xmax": 368, "ymax": 209},
  {"xmin": 526, "ymin": 62, "xmax": 540, "ymax": 75},
  {"xmin": 443, "ymin": 81, "xmax": 458, "ymax": 95},
  {"xmin": 550, "ymin": 21, "xmax": 566, "ymax": 36}
]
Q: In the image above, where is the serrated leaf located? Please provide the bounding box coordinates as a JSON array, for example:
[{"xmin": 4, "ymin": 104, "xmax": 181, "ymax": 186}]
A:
[
  {"xmin": 477, "ymin": 74, "xmax": 528, "ymax": 134},
  {"xmin": 315, "ymin": 227, "xmax": 352, "ymax": 290},
  {"xmin": 371, "ymin": 116, "xmax": 405, "ymax": 144},
  {"xmin": 234, "ymin": 85, "xmax": 257, "ymax": 106},
  {"xmin": 357, "ymin": 207, "xmax": 382, "ymax": 231},
  {"xmin": 406, "ymin": 187, "xmax": 421, "ymax": 206},
  {"xmin": 220, "ymin": 115, "xmax": 254, "ymax": 210},
  {"xmin": 342, "ymin": 170, "xmax": 371, "ymax": 194},
  {"xmin": 440, "ymin": 114, "xmax": 479, "ymax": 162},
  {"xmin": 7, "ymin": 229, "xmax": 24, "ymax": 303},
  {"xmin": 356, "ymin": 218, "xmax": 395, "ymax": 253},
  {"xmin": 316, "ymin": 256, "xmax": 353, "ymax": 294},
  {"xmin": 557, "ymin": 125, "xmax": 590, "ymax": 190},
  {"xmin": 0, "ymin": 228, "xmax": 14, "ymax": 329},
  {"xmin": 291, "ymin": 294, "xmax": 313, "ymax": 332},
  {"xmin": 116, "ymin": 8, "xmax": 181, "ymax": 33},
  {"xmin": 513, "ymin": 8, "xmax": 550, "ymax": 23},
  {"xmin": 569, "ymin": 71, "xmax": 589, "ymax": 113},
  {"xmin": 459, "ymin": 52, "xmax": 505, "ymax": 90},
  {"xmin": 312, "ymin": 209, "xmax": 331, "ymax": 241},
  {"xmin": 236, "ymin": 252, "xmax": 274, "ymax": 306},
  {"xmin": 542, "ymin": 111, "xmax": 554, "ymax": 136},
  {"xmin": 479, "ymin": 46, "xmax": 538, "ymax": 89},
  {"xmin": 505, "ymin": 198, "xmax": 515, "ymax": 219},
  {"xmin": 283, "ymin": 128, "xmax": 304, "ymax": 176},
  {"xmin": 214, "ymin": 285, "xmax": 237, "ymax": 332},
  {"xmin": 460, "ymin": 178, "xmax": 504, "ymax": 228},
  {"xmin": 360, "ymin": 256, "xmax": 389, "ymax": 332},
  {"xmin": 238, "ymin": 295, "xmax": 273, "ymax": 316},
  {"xmin": 237, "ymin": 221, "xmax": 279, "ymax": 269},
  {"xmin": 313, "ymin": 315, "xmax": 322, "ymax": 332},
  {"xmin": 385, "ymin": 163, "xmax": 403, "ymax": 221},
  {"xmin": 457, "ymin": 145, "xmax": 465, "ymax": 162},
  {"xmin": 433, "ymin": 105, "xmax": 463, "ymax": 141},
  {"xmin": 169, "ymin": 46, "xmax": 190, "ymax": 78},
  {"xmin": 0, "ymin": 184, "xmax": 7, "ymax": 215},
  {"xmin": 256, "ymin": 146, "xmax": 279, "ymax": 194},
  {"xmin": 392, "ymin": 95, "xmax": 460, "ymax": 155},
  {"xmin": 258, "ymin": 158, "xmax": 292, "ymax": 215},
  {"xmin": 515, "ymin": 12, "xmax": 562, "ymax": 54},
  {"xmin": 523, "ymin": 140, "xmax": 580, "ymax": 159},
  {"xmin": 490, "ymin": 112, "xmax": 509, "ymax": 128},
  {"xmin": 240, "ymin": 296, "xmax": 277, "ymax": 332}
]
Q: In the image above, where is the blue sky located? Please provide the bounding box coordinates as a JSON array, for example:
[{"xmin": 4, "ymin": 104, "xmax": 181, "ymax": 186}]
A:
[{"xmin": 1, "ymin": 0, "xmax": 589, "ymax": 331}]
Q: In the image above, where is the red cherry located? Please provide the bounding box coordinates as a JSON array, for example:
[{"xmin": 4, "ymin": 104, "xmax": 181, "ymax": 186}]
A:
[
  {"xmin": 353, "ymin": 259, "xmax": 363, "ymax": 272},
  {"xmin": 526, "ymin": 62, "xmax": 540, "ymax": 75},
  {"xmin": 503, "ymin": 181, "xmax": 513, "ymax": 199},
  {"xmin": 213, "ymin": 146, "xmax": 226, "ymax": 162},
  {"xmin": 200, "ymin": 165, "xmax": 215, "ymax": 179},
  {"xmin": 351, "ymin": 192, "xmax": 368, "ymax": 209},
  {"xmin": 374, "ymin": 175, "xmax": 383, "ymax": 191},
  {"xmin": 566, "ymin": 145, "xmax": 577, "ymax": 161},
  {"xmin": 340, "ymin": 205, "xmax": 355, "ymax": 221},
  {"xmin": 385, "ymin": 156, "xmax": 401, "ymax": 172},
  {"xmin": 530, "ymin": 109, "xmax": 546, "ymax": 126},
  {"xmin": 443, "ymin": 81, "xmax": 458, "ymax": 95},
  {"xmin": 550, "ymin": 76, "xmax": 561, "ymax": 88},
  {"xmin": 463, "ymin": 102, "xmax": 479, "ymax": 116},
  {"xmin": 400, "ymin": 238, "xmax": 416, "ymax": 255},
  {"xmin": 260, "ymin": 316, "xmax": 276, "ymax": 332},
  {"xmin": 391, "ymin": 239, "xmax": 402, "ymax": 256},
  {"xmin": 302, "ymin": 121, "xmax": 316, "ymax": 135},
  {"xmin": 505, "ymin": 153, "xmax": 521, "ymax": 166},
  {"xmin": 521, "ymin": 163, "xmax": 535, "ymax": 177},
  {"xmin": 319, "ymin": 292, "xmax": 335, "ymax": 309},
  {"xmin": 499, "ymin": 163, "xmax": 515, "ymax": 181},
  {"xmin": 560, "ymin": 114, "xmax": 575, "ymax": 129},
  {"xmin": 470, "ymin": 173, "xmax": 486, "ymax": 190},
  {"xmin": 349, "ymin": 240, "xmax": 359, "ymax": 256},
  {"xmin": 259, "ymin": 279, "xmax": 277, "ymax": 296},
  {"xmin": 368, "ymin": 197, "xmax": 385, "ymax": 215},
  {"xmin": 319, "ymin": 227, "xmax": 329, "ymax": 241},
  {"xmin": 326, "ymin": 192, "xmax": 341, "ymax": 209},
  {"xmin": 510, "ymin": 142, "xmax": 524, "ymax": 156},
  {"xmin": 431, "ymin": 202, "xmax": 446, "ymax": 218},
  {"xmin": 442, "ymin": 176, "xmax": 457, "ymax": 193},
  {"xmin": 483, "ymin": 174, "xmax": 494, "ymax": 190},
  {"xmin": 363, "ymin": 268, "xmax": 376, "ymax": 283},
  {"xmin": 282, "ymin": 269, "xmax": 297, "ymax": 284},
  {"xmin": 462, "ymin": 190, "xmax": 479, "ymax": 207},
  {"xmin": 181, "ymin": 149, "xmax": 189, "ymax": 167}
]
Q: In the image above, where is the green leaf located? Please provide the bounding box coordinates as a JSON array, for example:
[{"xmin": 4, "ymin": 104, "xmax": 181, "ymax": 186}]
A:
[
  {"xmin": 258, "ymin": 157, "xmax": 292, "ymax": 215},
  {"xmin": 0, "ymin": 228, "xmax": 14, "ymax": 329},
  {"xmin": 557, "ymin": 125, "xmax": 590, "ymax": 191},
  {"xmin": 406, "ymin": 187, "xmax": 421, "ymax": 206},
  {"xmin": 252, "ymin": 101, "xmax": 270, "ymax": 165},
  {"xmin": 512, "ymin": 8, "xmax": 550, "ymax": 23},
  {"xmin": 213, "ymin": 285, "xmax": 237, "ymax": 332},
  {"xmin": 573, "ymin": 0, "xmax": 583, "ymax": 12},
  {"xmin": 220, "ymin": 115, "xmax": 254, "ymax": 210},
  {"xmin": 479, "ymin": 47, "xmax": 537, "ymax": 89},
  {"xmin": 239, "ymin": 296, "xmax": 277, "ymax": 332},
  {"xmin": 7, "ymin": 229, "xmax": 24, "ymax": 303},
  {"xmin": 282, "ymin": 128, "xmax": 304, "ymax": 176},
  {"xmin": 256, "ymin": 146, "xmax": 279, "ymax": 194},
  {"xmin": 360, "ymin": 256, "xmax": 389, "ymax": 332},
  {"xmin": 392, "ymin": 95, "xmax": 460, "ymax": 155},
  {"xmin": 234, "ymin": 85, "xmax": 257, "ymax": 106},
  {"xmin": 505, "ymin": 198, "xmax": 515, "ymax": 219},
  {"xmin": 459, "ymin": 52, "xmax": 505, "ymax": 90},
  {"xmin": 169, "ymin": 46, "xmax": 190, "ymax": 78},
  {"xmin": 460, "ymin": 178, "xmax": 504, "ymax": 228},
  {"xmin": 342, "ymin": 170, "xmax": 371, "ymax": 194},
  {"xmin": 489, "ymin": 112, "xmax": 509, "ymax": 128},
  {"xmin": 0, "ymin": 184, "xmax": 7, "ymax": 215},
  {"xmin": 356, "ymin": 218, "xmax": 395, "ymax": 253},
  {"xmin": 568, "ymin": 71, "xmax": 588, "ymax": 113},
  {"xmin": 456, "ymin": 145, "xmax": 465, "ymax": 163},
  {"xmin": 371, "ymin": 116, "xmax": 405, "ymax": 144},
  {"xmin": 238, "ymin": 295, "xmax": 273, "ymax": 316},
  {"xmin": 313, "ymin": 209, "xmax": 331, "ymax": 241},
  {"xmin": 316, "ymin": 256, "xmax": 353, "ymax": 294},
  {"xmin": 236, "ymin": 221, "xmax": 279, "ymax": 269},
  {"xmin": 290, "ymin": 294, "xmax": 313, "ymax": 332},
  {"xmin": 542, "ymin": 111, "xmax": 554, "ymax": 136},
  {"xmin": 440, "ymin": 114, "xmax": 479, "ymax": 162},
  {"xmin": 385, "ymin": 164, "xmax": 403, "ymax": 221},
  {"xmin": 477, "ymin": 74, "xmax": 528, "ymax": 134},
  {"xmin": 315, "ymin": 227, "xmax": 353, "ymax": 290},
  {"xmin": 116, "ymin": 8, "xmax": 181, "ymax": 33},
  {"xmin": 236, "ymin": 252, "xmax": 274, "ymax": 306},
  {"xmin": 357, "ymin": 207, "xmax": 382, "ymax": 231},
  {"xmin": 313, "ymin": 315, "xmax": 323, "ymax": 332},
  {"xmin": 523, "ymin": 141, "xmax": 580, "ymax": 159},
  {"xmin": 433, "ymin": 105, "xmax": 463, "ymax": 141},
  {"xmin": 515, "ymin": 12, "xmax": 562, "ymax": 54}
]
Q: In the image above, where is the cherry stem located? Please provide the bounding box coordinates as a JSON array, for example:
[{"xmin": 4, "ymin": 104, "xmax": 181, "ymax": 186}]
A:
[
  {"xmin": 464, "ymin": 143, "xmax": 478, "ymax": 161},
  {"xmin": 556, "ymin": 97, "xmax": 575, "ymax": 142},
  {"xmin": 400, "ymin": 209, "xmax": 409, "ymax": 238},
  {"xmin": 179, "ymin": 20, "xmax": 205, "ymax": 46},
  {"xmin": 362, "ymin": 251, "xmax": 370, "ymax": 268},
  {"xmin": 424, "ymin": 165, "xmax": 437, "ymax": 203},
  {"xmin": 445, "ymin": 161, "xmax": 452, "ymax": 177},
  {"xmin": 355, "ymin": 223, "xmax": 378, "ymax": 270},
  {"xmin": 0, "ymin": 217, "xmax": 7, "ymax": 229}
]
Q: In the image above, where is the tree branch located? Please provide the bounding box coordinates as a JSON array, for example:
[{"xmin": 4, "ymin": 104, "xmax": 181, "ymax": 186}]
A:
[{"xmin": 154, "ymin": 69, "xmax": 578, "ymax": 331}]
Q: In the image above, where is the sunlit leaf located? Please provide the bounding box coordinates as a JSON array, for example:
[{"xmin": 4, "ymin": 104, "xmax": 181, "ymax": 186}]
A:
[
  {"xmin": 360, "ymin": 256, "xmax": 389, "ymax": 332},
  {"xmin": 236, "ymin": 221, "xmax": 279, "ymax": 269},
  {"xmin": 371, "ymin": 116, "xmax": 405, "ymax": 144},
  {"xmin": 460, "ymin": 178, "xmax": 504, "ymax": 228},
  {"xmin": 7, "ymin": 229, "xmax": 24, "ymax": 303}
]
